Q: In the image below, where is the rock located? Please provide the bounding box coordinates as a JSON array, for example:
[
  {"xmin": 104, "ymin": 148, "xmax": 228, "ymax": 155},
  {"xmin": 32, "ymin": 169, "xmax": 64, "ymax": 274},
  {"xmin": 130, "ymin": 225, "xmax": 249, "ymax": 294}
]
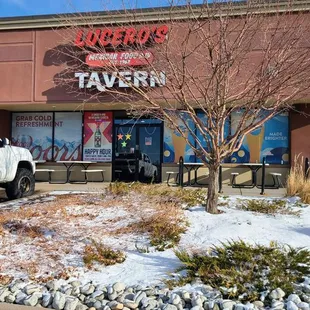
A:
[
  {"xmin": 170, "ymin": 293, "xmax": 181, "ymax": 305},
  {"xmin": 76, "ymin": 305, "xmax": 88, "ymax": 310},
  {"xmin": 65, "ymin": 296, "xmax": 79, "ymax": 310},
  {"xmin": 93, "ymin": 300, "xmax": 103, "ymax": 309},
  {"xmin": 0, "ymin": 288, "xmax": 10, "ymax": 302},
  {"xmin": 134, "ymin": 291, "xmax": 147, "ymax": 305},
  {"xmin": 46, "ymin": 280, "xmax": 60, "ymax": 291},
  {"xmin": 163, "ymin": 305, "xmax": 178, "ymax": 310},
  {"xmin": 234, "ymin": 304, "xmax": 245, "ymax": 310},
  {"xmin": 145, "ymin": 299, "xmax": 158, "ymax": 310},
  {"xmin": 221, "ymin": 300, "xmax": 235, "ymax": 310},
  {"xmin": 79, "ymin": 294, "xmax": 86, "ymax": 302},
  {"xmin": 71, "ymin": 286, "xmax": 80, "ymax": 296},
  {"xmin": 89, "ymin": 308, "xmax": 97, "ymax": 310},
  {"xmin": 53, "ymin": 291, "xmax": 66, "ymax": 310},
  {"xmin": 190, "ymin": 307, "xmax": 201, "ymax": 310},
  {"xmin": 113, "ymin": 282, "xmax": 126, "ymax": 293},
  {"xmin": 270, "ymin": 288, "xmax": 285, "ymax": 300},
  {"xmin": 81, "ymin": 284, "xmax": 95, "ymax": 295},
  {"xmin": 302, "ymin": 285, "xmax": 310, "ymax": 294},
  {"xmin": 108, "ymin": 292, "xmax": 118, "ymax": 301},
  {"xmin": 287, "ymin": 294, "xmax": 302, "ymax": 305},
  {"xmin": 108, "ymin": 300, "xmax": 124, "ymax": 310},
  {"xmin": 70, "ymin": 281, "xmax": 82, "ymax": 287},
  {"xmin": 123, "ymin": 299, "xmax": 139, "ymax": 309},
  {"xmin": 286, "ymin": 301, "xmax": 299, "ymax": 310},
  {"xmin": 108, "ymin": 286, "xmax": 114, "ymax": 294},
  {"xmin": 9, "ymin": 281, "xmax": 24, "ymax": 293},
  {"xmin": 252, "ymin": 301, "xmax": 264, "ymax": 309},
  {"xmin": 15, "ymin": 291, "xmax": 27, "ymax": 304},
  {"xmin": 24, "ymin": 294, "xmax": 39, "ymax": 307},
  {"xmin": 124, "ymin": 293, "xmax": 135, "ymax": 301},
  {"xmin": 297, "ymin": 302, "xmax": 310, "ymax": 310},
  {"xmin": 42, "ymin": 293, "xmax": 53, "ymax": 308},
  {"xmin": 271, "ymin": 300, "xmax": 284, "ymax": 309},
  {"xmin": 182, "ymin": 291, "xmax": 191, "ymax": 302},
  {"xmin": 213, "ymin": 304, "xmax": 221, "ymax": 310},
  {"xmin": 5, "ymin": 294, "xmax": 16, "ymax": 303},
  {"xmin": 91, "ymin": 290, "xmax": 105, "ymax": 300},
  {"xmin": 191, "ymin": 296, "xmax": 203, "ymax": 307}
]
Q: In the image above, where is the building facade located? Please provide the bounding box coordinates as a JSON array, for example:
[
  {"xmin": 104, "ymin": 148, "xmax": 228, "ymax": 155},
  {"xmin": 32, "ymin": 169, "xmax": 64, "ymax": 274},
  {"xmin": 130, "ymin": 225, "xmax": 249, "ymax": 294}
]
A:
[{"xmin": 0, "ymin": 3, "xmax": 309, "ymax": 184}]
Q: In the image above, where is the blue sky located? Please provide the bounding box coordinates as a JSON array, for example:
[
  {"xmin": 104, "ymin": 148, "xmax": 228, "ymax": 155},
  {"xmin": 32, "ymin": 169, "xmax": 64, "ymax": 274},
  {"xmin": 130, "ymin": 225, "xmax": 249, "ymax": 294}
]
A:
[{"xmin": 0, "ymin": 0, "xmax": 203, "ymax": 18}]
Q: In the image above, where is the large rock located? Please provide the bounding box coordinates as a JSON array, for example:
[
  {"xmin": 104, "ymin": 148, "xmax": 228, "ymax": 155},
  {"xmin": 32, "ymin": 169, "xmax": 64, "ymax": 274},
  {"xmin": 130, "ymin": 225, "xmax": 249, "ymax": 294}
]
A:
[
  {"xmin": 53, "ymin": 291, "xmax": 66, "ymax": 310},
  {"xmin": 5, "ymin": 294, "xmax": 16, "ymax": 303},
  {"xmin": 270, "ymin": 288, "xmax": 285, "ymax": 300},
  {"xmin": 113, "ymin": 282, "xmax": 126, "ymax": 293},
  {"xmin": 24, "ymin": 294, "xmax": 39, "ymax": 307},
  {"xmin": 286, "ymin": 301, "xmax": 299, "ymax": 310},
  {"xmin": 42, "ymin": 292, "xmax": 53, "ymax": 308},
  {"xmin": 81, "ymin": 284, "xmax": 95, "ymax": 295},
  {"xmin": 221, "ymin": 300, "xmax": 235, "ymax": 310},
  {"xmin": 15, "ymin": 292, "xmax": 27, "ymax": 304},
  {"xmin": 24, "ymin": 284, "xmax": 41, "ymax": 295},
  {"xmin": 287, "ymin": 294, "xmax": 302, "ymax": 305},
  {"xmin": 65, "ymin": 296, "xmax": 79, "ymax": 310},
  {"xmin": 0, "ymin": 288, "xmax": 10, "ymax": 302},
  {"xmin": 297, "ymin": 302, "xmax": 310, "ymax": 310},
  {"xmin": 162, "ymin": 305, "xmax": 178, "ymax": 310}
]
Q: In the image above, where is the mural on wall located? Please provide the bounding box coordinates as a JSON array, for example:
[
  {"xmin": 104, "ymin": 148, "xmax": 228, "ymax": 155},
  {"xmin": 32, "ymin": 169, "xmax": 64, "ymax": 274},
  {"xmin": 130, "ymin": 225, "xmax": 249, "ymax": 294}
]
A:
[
  {"xmin": 196, "ymin": 112, "xmax": 230, "ymax": 163},
  {"xmin": 11, "ymin": 112, "xmax": 53, "ymax": 161},
  {"xmin": 53, "ymin": 112, "xmax": 82, "ymax": 161},
  {"xmin": 163, "ymin": 112, "xmax": 196, "ymax": 163},
  {"xmin": 231, "ymin": 111, "xmax": 289, "ymax": 164},
  {"xmin": 83, "ymin": 111, "xmax": 113, "ymax": 162}
]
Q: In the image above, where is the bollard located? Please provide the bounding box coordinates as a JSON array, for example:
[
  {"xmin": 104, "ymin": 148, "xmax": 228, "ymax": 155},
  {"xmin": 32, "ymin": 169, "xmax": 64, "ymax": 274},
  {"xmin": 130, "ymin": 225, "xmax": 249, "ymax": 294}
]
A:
[
  {"xmin": 260, "ymin": 157, "xmax": 266, "ymax": 195},
  {"xmin": 179, "ymin": 156, "xmax": 184, "ymax": 187},
  {"xmin": 218, "ymin": 165, "xmax": 223, "ymax": 193}
]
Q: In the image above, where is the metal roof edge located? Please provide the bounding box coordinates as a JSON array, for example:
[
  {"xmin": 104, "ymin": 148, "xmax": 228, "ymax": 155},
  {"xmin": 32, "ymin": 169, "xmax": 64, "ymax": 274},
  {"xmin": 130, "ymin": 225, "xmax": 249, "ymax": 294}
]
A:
[{"xmin": 0, "ymin": 1, "xmax": 310, "ymax": 31}]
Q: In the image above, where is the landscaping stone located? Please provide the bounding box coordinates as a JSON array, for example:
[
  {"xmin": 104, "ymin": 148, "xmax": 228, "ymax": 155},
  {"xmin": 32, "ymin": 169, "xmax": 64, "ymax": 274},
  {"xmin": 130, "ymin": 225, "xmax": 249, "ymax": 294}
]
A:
[
  {"xmin": 24, "ymin": 294, "xmax": 39, "ymax": 307},
  {"xmin": 53, "ymin": 291, "xmax": 66, "ymax": 310}
]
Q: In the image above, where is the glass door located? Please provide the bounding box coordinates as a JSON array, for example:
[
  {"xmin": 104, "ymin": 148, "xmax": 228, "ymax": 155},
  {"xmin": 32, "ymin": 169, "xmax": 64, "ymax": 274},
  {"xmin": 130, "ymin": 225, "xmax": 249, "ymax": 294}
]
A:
[{"xmin": 113, "ymin": 119, "xmax": 162, "ymax": 182}]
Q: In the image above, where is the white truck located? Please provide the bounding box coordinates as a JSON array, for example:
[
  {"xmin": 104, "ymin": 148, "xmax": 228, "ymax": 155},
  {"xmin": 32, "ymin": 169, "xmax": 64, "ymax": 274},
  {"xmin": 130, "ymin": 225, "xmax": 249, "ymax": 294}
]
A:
[
  {"xmin": 0, "ymin": 138, "xmax": 36, "ymax": 200},
  {"xmin": 115, "ymin": 152, "xmax": 158, "ymax": 181}
]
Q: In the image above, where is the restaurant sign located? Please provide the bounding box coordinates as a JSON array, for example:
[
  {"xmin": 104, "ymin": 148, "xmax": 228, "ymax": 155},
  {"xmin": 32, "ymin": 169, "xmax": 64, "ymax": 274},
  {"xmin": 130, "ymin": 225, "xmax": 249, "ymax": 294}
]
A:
[
  {"xmin": 86, "ymin": 51, "xmax": 154, "ymax": 67},
  {"xmin": 74, "ymin": 25, "xmax": 169, "ymax": 47},
  {"xmin": 75, "ymin": 71, "xmax": 166, "ymax": 91}
]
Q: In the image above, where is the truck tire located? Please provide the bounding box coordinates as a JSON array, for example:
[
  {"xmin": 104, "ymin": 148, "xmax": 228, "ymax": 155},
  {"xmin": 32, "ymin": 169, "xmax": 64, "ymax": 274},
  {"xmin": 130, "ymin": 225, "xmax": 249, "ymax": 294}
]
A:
[{"xmin": 6, "ymin": 168, "xmax": 35, "ymax": 200}]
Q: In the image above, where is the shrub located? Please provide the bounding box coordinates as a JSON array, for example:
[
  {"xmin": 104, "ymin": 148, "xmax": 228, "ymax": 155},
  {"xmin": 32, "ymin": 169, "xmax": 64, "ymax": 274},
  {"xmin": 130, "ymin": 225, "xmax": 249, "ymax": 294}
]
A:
[
  {"xmin": 173, "ymin": 240, "xmax": 310, "ymax": 302},
  {"xmin": 83, "ymin": 240, "xmax": 126, "ymax": 267},
  {"xmin": 238, "ymin": 199, "xmax": 300, "ymax": 216},
  {"xmin": 287, "ymin": 154, "xmax": 310, "ymax": 204}
]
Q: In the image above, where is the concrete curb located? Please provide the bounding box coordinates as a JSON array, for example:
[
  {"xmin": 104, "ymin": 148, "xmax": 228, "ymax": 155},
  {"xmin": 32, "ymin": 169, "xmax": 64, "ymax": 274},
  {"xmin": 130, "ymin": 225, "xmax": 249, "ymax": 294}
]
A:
[{"xmin": 0, "ymin": 304, "xmax": 35, "ymax": 309}]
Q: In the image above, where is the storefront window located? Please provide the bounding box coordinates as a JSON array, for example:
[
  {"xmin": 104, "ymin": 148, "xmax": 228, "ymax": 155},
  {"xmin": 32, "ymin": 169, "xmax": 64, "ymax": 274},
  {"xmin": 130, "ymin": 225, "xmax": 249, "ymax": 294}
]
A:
[
  {"xmin": 163, "ymin": 112, "xmax": 195, "ymax": 163},
  {"xmin": 11, "ymin": 112, "xmax": 83, "ymax": 161},
  {"xmin": 231, "ymin": 111, "xmax": 289, "ymax": 164},
  {"xmin": 53, "ymin": 112, "xmax": 82, "ymax": 161},
  {"xmin": 83, "ymin": 112, "xmax": 112, "ymax": 162},
  {"xmin": 11, "ymin": 112, "xmax": 53, "ymax": 161}
]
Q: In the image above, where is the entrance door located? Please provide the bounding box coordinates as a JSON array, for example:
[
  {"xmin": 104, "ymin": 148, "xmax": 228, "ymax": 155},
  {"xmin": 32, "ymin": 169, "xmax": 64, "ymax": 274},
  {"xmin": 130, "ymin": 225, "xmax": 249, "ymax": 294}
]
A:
[{"xmin": 113, "ymin": 119, "xmax": 162, "ymax": 182}]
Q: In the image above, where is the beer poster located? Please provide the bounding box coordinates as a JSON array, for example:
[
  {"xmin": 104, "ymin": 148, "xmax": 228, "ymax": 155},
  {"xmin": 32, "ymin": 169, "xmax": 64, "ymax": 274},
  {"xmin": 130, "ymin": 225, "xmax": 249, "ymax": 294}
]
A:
[
  {"xmin": 83, "ymin": 112, "xmax": 113, "ymax": 162},
  {"xmin": 53, "ymin": 112, "xmax": 82, "ymax": 161},
  {"xmin": 11, "ymin": 112, "xmax": 53, "ymax": 161},
  {"xmin": 231, "ymin": 111, "xmax": 289, "ymax": 164}
]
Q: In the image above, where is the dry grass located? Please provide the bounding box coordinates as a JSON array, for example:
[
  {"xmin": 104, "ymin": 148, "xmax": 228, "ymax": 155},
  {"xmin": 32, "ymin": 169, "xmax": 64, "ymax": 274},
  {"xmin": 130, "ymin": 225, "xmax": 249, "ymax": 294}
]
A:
[
  {"xmin": 286, "ymin": 154, "xmax": 310, "ymax": 204},
  {"xmin": 0, "ymin": 185, "xmax": 191, "ymax": 280}
]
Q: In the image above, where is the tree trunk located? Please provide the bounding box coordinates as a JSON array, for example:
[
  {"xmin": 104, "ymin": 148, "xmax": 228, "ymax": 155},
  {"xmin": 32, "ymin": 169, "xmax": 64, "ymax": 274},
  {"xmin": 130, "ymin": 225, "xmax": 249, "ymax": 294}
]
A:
[{"xmin": 206, "ymin": 165, "xmax": 219, "ymax": 214}]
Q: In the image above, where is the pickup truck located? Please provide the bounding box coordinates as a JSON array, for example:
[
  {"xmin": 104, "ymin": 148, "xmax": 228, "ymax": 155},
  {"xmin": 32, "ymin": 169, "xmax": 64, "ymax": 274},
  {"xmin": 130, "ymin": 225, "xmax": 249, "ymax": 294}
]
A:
[
  {"xmin": 0, "ymin": 137, "xmax": 36, "ymax": 199},
  {"xmin": 114, "ymin": 152, "xmax": 158, "ymax": 182}
]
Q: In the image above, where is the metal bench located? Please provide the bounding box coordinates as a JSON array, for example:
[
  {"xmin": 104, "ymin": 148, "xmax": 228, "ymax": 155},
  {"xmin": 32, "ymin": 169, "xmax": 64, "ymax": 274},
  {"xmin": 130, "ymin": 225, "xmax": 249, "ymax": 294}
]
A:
[
  {"xmin": 166, "ymin": 171, "xmax": 179, "ymax": 186},
  {"xmin": 70, "ymin": 169, "xmax": 105, "ymax": 184},
  {"xmin": 35, "ymin": 169, "xmax": 55, "ymax": 183},
  {"xmin": 269, "ymin": 172, "xmax": 282, "ymax": 189}
]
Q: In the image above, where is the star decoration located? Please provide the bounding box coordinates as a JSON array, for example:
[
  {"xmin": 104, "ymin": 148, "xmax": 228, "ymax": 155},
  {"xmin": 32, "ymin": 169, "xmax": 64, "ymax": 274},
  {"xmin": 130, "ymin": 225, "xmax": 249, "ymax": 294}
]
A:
[
  {"xmin": 121, "ymin": 141, "xmax": 127, "ymax": 147},
  {"xmin": 125, "ymin": 134, "xmax": 131, "ymax": 140},
  {"xmin": 117, "ymin": 134, "xmax": 123, "ymax": 140}
]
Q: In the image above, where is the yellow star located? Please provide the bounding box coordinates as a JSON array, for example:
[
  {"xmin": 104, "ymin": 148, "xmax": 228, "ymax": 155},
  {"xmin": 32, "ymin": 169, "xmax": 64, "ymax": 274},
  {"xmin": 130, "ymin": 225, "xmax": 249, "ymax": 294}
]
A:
[
  {"xmin": 125, "ymin": 134, "xmax": 131, "ymax": 140},
  {"xmin": 121, "ymin": 141, "xmax": 127, "ymax": 147},
  {"xmin": 117, "ymin": 134, "xmax": 123, "ymax": 140}
]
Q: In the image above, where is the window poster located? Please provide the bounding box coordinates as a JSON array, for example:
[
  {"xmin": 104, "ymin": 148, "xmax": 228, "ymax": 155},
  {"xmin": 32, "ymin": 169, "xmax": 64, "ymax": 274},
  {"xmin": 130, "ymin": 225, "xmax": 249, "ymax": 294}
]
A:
[
  {"xmin": 83, "ymin": 111, "xmax": 113, "ymax": 162},
  {"xmin": 163, "ymin": 112, "xmax": 196, "ymax": 163},
  {"xmin": 231, "ymin": 111, "xmax": 289, "ymax": 164},
  {"xmin": 11, "ymin": 112, "xmax": 53, "ymax": 160},
  {"xmin": 53, "ymin": 112, "xmax": 82, "ymax": 161}
]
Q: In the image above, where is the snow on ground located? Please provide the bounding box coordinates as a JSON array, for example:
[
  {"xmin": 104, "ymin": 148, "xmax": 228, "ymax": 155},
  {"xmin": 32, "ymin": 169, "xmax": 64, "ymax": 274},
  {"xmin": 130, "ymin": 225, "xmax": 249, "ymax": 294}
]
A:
[{"xmin": 0, "ymin": 191, "xmax": 309, "ymax": 287}]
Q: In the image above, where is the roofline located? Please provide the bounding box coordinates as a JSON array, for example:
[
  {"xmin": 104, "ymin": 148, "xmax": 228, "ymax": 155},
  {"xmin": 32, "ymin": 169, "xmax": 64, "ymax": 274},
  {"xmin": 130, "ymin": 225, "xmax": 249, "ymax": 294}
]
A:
[{"xmin": 0, "ymin": 0, "xmax": 310, "ymax": 31}]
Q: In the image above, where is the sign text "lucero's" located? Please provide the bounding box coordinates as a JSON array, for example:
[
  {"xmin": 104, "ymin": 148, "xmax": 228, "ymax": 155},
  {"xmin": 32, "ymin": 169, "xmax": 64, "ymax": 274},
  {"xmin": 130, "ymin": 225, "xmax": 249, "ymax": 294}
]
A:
[
  {"xmin": 86, "ymin": 51, "xmax": 154, "ymax": 67},
  {"xmin": 74, "ymin": 25, "xmax": 168, "ymax": 47},
  {"xmin": 75, "ymin": 71, "xmax": 166, "ymax": 91}
]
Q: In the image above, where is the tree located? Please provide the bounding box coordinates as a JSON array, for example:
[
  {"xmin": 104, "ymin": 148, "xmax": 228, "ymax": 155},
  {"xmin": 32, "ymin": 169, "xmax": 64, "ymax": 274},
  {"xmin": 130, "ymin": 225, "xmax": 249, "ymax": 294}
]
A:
[{"xmin": 54, "ymin": 0, "xmax": 310, "ymax": 213}]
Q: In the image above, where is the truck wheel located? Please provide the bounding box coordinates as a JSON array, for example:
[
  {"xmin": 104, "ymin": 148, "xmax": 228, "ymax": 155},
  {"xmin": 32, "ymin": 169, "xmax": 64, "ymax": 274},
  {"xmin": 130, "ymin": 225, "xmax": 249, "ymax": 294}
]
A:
[{"xmin": 6, "ymin": 168, "xmax": 35, "ymax": 200}]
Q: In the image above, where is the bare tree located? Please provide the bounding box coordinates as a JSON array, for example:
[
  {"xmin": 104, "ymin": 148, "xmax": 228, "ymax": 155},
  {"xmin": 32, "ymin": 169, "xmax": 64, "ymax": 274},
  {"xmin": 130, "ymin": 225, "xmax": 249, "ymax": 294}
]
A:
[{"xmin": 53, "ymin": 0, "xmax": 310, "ymax": 213}]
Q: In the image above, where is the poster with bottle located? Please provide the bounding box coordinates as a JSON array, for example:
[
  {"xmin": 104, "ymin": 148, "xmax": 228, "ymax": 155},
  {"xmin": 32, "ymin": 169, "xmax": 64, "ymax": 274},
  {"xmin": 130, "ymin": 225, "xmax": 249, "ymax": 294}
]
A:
[
  {"xmin": 83, "ymin": 112, "xmax": 113, "ymax": 162},
  {"xmin": 11, "ymin": 112, "xmax": 53, "ymax": 160}
]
